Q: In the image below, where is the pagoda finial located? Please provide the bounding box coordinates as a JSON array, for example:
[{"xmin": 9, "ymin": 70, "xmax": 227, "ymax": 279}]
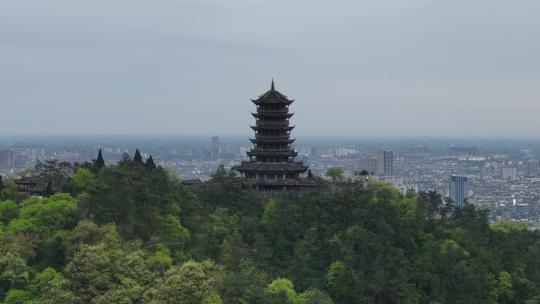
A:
[{"xmin": 271, "ymin": 79, "xmax": 275, "ymax": 91}]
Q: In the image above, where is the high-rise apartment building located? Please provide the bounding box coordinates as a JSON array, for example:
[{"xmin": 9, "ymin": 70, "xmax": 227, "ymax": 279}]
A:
[
  {"xmin": 449, "ymin": 175, "xmax": 468, "ymax": 207},
  {"xmin": 0, "ymin": 149, "xmax": 14, "ymax": 169},
  {"xmin": 358, "ymin": 157, "xmax": 377, "ymax": 175},
  {"xmin": 210, "ymin": 136, "xmax": 220, "ymax": 158},
  {"xmin": 376, "ymin": 150, "xmax": 393, "ymax": 176},
  {"xmin": 502, "ymin": 166, "xmax": 518, "ymax": 181},
  {"xmin": 526, "ymin": 159, "xmax": 539, "ymax": 177}
]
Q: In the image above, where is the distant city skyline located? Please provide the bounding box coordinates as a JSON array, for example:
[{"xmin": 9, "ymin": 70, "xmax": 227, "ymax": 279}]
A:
[{"xmin": 1, "ymin": 0, "xmax": 539, "ymax": 137}]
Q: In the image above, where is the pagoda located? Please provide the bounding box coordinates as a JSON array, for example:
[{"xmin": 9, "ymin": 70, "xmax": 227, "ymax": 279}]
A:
[{"xmin": 234, "ymin": 80, "xmax": 313, "ymax": 191}]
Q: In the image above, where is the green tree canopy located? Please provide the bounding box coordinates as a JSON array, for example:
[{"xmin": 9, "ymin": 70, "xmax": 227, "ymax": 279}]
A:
[{"xmin": 325, "ymin": 167, "xmax": 344, "ymax": 184}]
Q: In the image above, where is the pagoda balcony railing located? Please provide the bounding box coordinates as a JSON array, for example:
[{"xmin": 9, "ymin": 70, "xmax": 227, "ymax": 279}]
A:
[
  {"xmin": 256, "ymin": 107, "xmax": 289, "ymax": 113},
  {"xmin": 239, "ymin": 160, "xmax": 301, "ymax": 165},
  {"xmin": 255, "ymin": 121, "xmax": 289, "ymax": 126},
  {"xmin": 255, "ymin": 134, "xmax": 290, "ymax": 139},
  {"xmin": 254, "ymin": 177, "xmax": 300, "ymax": 183},
  {"xmin": 251, "ymin": 148, "xmax": 295, "ymax": 152}
]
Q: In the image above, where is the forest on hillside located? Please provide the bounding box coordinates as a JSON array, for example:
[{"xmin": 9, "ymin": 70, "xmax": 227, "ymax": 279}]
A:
[{"xmin": 0, "ymin": 156, "xmax": 539, "ymax": 304}]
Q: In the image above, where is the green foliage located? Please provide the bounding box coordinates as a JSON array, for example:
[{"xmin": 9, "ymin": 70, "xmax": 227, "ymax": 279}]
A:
[
  {"xmin": 81, "ymin": 159, "xmax": 187, "ymax": 241},
  {"xmin": 63, "ymin": 223, "xmax": 154, "ymax": 304},
  {"xmin": 44, "ymin": 179, "xmax": 54, "ymax": 197},
  {"xmin": 149, "ymin": 248, "xmax": 173, "ymax": 272},
  {"xmin": 0, "ymin": 181, "xmax": 22, "ymax": 202},
  {"xmin": 0, "ymin": 160, "xmax": 539, "ymax": 304},
  {"xmin": 299, "ymin": 289, "xmax": 334, "ymax": 304},
  {"xmin": 27, "ymin": 267, "xmax": 75, "ymax": 303},
  {"xmin": 491, "ymin": 221, "xmax": 528, "ymax": 233},
  {"xmin": 3, "ymin": 289, "xmax": 30, "ymax": 304},
  {"xmin": 417, "ymin": 190, "xmax": 443, "ymax": 222},
  {"xmin": 0, "ymin": 252, "xmax": 30, "ymax": 290},
  {"xmin": 0, "ymin": 200, "xmax": 18, "ymax": 224},
  {"xmin": 72, "ymin": 167, "xmax": 96, "ymax": 191},
  {"xmin": 326, "ymin": 261, "xmax": 354, "ymax": 302},
  {"xmin": 7, "ymin": 194, "xmax": 76, "ymax": 239},
  {"xmin": 143, "ymin": 260, "xmax": 224, "ymax": 304},
  {"xmin": 212, "ymin": 165, "xmax": 228, "ymax": 180},
  {"xmin": 266, "ymin": 278, "xmax": 303, "ymax": 304},
  {"xmin": 325, "ymin": 167, "xmax": 344, "ymax": 183},
  {"xmin": 160, "ymin": 215, "xmax": 190, "ymax": 259}
]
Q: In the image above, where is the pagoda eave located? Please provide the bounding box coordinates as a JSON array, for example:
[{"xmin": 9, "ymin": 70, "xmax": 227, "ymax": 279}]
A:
[
  {"xmin": 246, "ymin": 150, "xmax": 298, "ymax": 157},
  {"xmin": 250, "ymin": 138, "xmax": 295, "ymax": 144},
  {"xmin": 251, "ymin": 98, "xmax": 294, "ymax": 104},
  {"xmin": 251, "ymin": 112, "xmax": 294, "ymax": 118},
  {"xmin": 250, "ymin": 125, "xmax": 294, "ymax": 131}
]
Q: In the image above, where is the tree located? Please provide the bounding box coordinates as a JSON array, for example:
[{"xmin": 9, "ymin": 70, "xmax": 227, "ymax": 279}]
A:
[
  {"xmin": 133, "ymin": 149, "xmax": 144, "ymax": 165},
  {"xmin": 44, "ymin": 179, "xmax": 54, "ymax": 197},
  {"xmin": 3, "ymin": 289, "xmax": 30, "ymax": 304},
  {"xmin": 7, "ymin": 193, "xmax": 76, "ymax": 239},
  {"xmin": 64, "ymin": 225, "xmax": 154, "ymax": 304},
  {"xmin": 27, "ymin": 267, "xmax": 75, "ymax": 303},
  {"xmin": 81, "ymin": 161, "xmax": 187, "ymax": 240},
  {"xmin": 143, "ymin": 260, "xmax": 224, "ymax": 304},
  {"xmin": 417, "ymin": 190, "xmax": 443, "ymax": 222},
  {"xmin": 0, "ymin": 200, "xmax": 18, "ymax": 224},
  {"xmin": 0, "ymin": 180, "xmax": 22, "ymax": 202},
  {"xmin": 326, "ymin": 167, "xmax": 344, "ymax": 184},
  {"xmin": 145, "ymin": 155, "xmax": 157, "ymax": 170},
  {"xmin": 94, "ymin": 149, "xmax": 105, "ymax": 170},
  {"xmin": 326, "ymin": 261, "xmax": 355, "ymax": 303},
  {"xmin": 212, "ymin": 165, "xmax": 228, "ymax": 180},
  {"xmin": 35, "ymin": 160, "xmax": 73, "ymax": 178},
  {"xmin": 300, "ymin": 289, "xmax": 335, "ymax": 304},
  {"xmin": 2, "ymin": 159, "xmax": 540, "ymax": 304},
  {"xmin": 72, "ymin": 168, "xmax": 96, "ymax": 191},
  {"xmin": 266, "ymin": 278, "xmax": 302, "ymax": 304},
  {"xmin": 358, "ymin": 170, "xmax": 369, "ymax": 176},
  {"xmin": 0, "ymin": 252, "xmax": 30, "ymax": 292},
  {"xmin": 160, "ymin": 215, "xmax": 190, "ymax": 259}
]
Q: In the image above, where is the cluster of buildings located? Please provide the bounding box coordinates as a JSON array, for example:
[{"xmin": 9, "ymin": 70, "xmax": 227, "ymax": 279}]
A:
[
  {"xmin": 357, "ymin": 150, "xmax": 394, "ymax": 176},
  {"xmin": 0, "ymin": 147, "xmax": 45, "ymax": 175},
  {"xmin": 2, "ymin": 83, "xmax": 540, "ymax": 225}
]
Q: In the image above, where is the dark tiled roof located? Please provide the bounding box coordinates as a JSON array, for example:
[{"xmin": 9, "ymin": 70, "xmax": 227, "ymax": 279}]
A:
[
  {"xmin": 15, "ymin": 176, "xmax": 62, "ymax": 194},
  {"xmin": 251, "ymin": 89, "xmax": 294, "ymax": 105}
]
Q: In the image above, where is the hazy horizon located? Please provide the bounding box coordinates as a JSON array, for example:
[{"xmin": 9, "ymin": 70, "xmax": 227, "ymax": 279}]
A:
[{"xmin": 1, "ymin": 0, "xmax": 539, "ymax": 137}]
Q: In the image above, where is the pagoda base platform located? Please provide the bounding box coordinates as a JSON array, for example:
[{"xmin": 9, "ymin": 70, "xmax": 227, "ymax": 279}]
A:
[{"xmin": 245, "ymin": 178, "xmax": 319, "ymax": 192}]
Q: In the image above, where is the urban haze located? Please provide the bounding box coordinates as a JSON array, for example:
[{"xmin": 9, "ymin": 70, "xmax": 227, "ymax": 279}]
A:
[
  {"xmin": 2, "ymin": 1, "xmax": 540, "ymax": 303},
  {"xmin": 1, "ymin": 0, "xmax": 540, "ymax": 137}
]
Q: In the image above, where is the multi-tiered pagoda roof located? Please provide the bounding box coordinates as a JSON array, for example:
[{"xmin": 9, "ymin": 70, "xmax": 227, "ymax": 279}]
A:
[{"xmin": 234, "ymin": 81, "xmax": 313, "ymax": 191}]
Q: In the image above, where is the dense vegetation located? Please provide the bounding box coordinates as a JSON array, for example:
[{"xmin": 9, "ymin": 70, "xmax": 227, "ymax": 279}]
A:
[{"xmin": 0, "ymin": 157, "xmax": 539, "ymax": 304}]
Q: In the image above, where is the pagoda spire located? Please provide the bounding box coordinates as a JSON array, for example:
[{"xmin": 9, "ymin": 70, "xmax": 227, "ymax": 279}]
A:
[{"xmin": 271, "ymin": 79, "xmax": 275, "ymax": 91}]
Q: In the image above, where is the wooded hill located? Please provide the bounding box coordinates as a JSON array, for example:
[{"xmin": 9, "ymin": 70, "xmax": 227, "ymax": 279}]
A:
[{"xmin": 0, "ymin": 156, "xmax": 539, "ymax": 304}]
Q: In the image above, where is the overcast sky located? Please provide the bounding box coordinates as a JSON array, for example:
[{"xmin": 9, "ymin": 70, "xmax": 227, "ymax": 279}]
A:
[{"xmin": 1, "ymin": 0, "xmax": 539, "ymax": 137}]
